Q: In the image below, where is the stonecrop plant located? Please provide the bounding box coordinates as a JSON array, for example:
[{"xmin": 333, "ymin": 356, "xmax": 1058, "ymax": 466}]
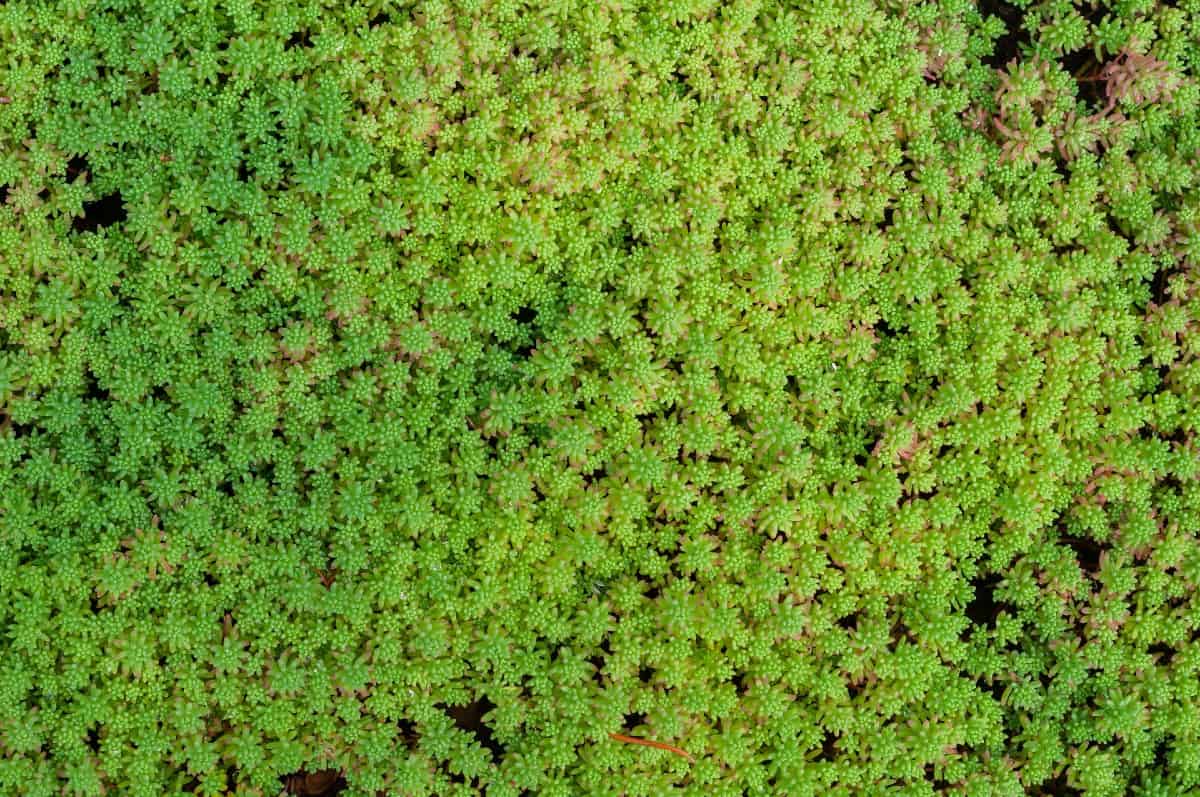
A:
[{"xmin": 1, "ymin": 0, "xmax": 1199, "ymax": 795}]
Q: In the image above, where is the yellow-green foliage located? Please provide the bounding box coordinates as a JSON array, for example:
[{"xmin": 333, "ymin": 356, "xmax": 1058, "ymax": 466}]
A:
[{"xmin": 1, "ymin": 0, "xmax": 1199, "ymax": 795}]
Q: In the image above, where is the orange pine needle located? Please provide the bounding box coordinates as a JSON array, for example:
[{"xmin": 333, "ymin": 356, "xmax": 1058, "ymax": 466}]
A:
[{"xmin": 608, "ymin": 732, "xmax": 693, "ymax": 761}]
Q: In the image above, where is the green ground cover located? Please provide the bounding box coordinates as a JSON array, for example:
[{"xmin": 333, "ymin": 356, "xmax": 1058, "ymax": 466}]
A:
[{"xmin": 1, "ymin": 0, "xmax": 1200, "ymax": 795}]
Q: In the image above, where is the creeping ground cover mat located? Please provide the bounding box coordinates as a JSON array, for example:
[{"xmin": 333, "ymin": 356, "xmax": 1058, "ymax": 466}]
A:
[{"xmin": 1, "ymin": 0, "xmax": 1200, "ymax": 795}]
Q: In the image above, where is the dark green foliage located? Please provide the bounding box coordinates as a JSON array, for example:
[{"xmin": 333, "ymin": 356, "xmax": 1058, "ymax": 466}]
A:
[{"xmin": 1, "ymin": 0, "xmax": 1200, "ymax": 795}]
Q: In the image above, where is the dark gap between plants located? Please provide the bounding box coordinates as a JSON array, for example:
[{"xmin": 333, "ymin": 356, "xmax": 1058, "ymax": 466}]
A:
[
  {"xmin": 398, "ymin": 718, "xmax": 419, "ymax": 748},
  {"xmin": 66, "ymin": 154, "xmax": 89, "ymax": 179},
  {"xmin": 1061, "ymin": 0, "xmax": 1110, "ymax": 100},
  {"xmin": 1150, "ymin": 264, "xmax": 1173, "ymax": 306},
  {"xmin": 1060, "ymin": 533, "xmax": 1102, "ymax": 574},
  {"xmin": 667, "ymin": 68, "xmax": 689, "ymax": 99},
  {"xmin": 582, "ymin": 464, "xmax": 608, "ymax": 486},
  {"xmin": 1147, "ymin": 642, "xmax": 1174, "ymax": 665},
  {"xmin": 978, "ymin": 675, "xmax": 1006, "ymax": 703},
  {"xmin": 4, "ymin": 418, "xmax": 34, "ymax": 439},
  {"xmin": 1067, "ymin": 54, "xmax": 1107, "ymax": 110},
  {"xmin": 513, "ymin": 305, "xmax": 537, "ymax": 326},
  {"xmin": 977, "ymin": 0, "xmax": 1029, "ymax": 70},
  {"xmin": 637, "ymin": 573, "xmax": 661, "ymax": 601},
  {"xmin": 445, "ymin": 696, "xmax": 504, "ymax": 760},
  {"xmin": 1151, "ymin": 737, "xmax": 1169, "ymax": 770},
  {"xmin": 587, "ymin": 653, "xmax": 606, "ymax": 682},
  {"xmin": 634, "ymin": 411, "xmax": 657, "ymax": 429},
  {"xmin": 286, "ymin": 30, "xmax": 312, "ymax": 49},
  {"xmin": 819, "ymin": 729, "xmax": 837, "ymax": 760},
  {"xmin": 1065, "ymin": 46, "xmax": 1099, "ymax": 81},
  {"xmin": 281, "ymin": 769, "xmax": 346, "ymax": 796},
  {"xmin": 509, "ymin": 306, "xmax": 538, "ymax": 358},
  {"xmin": 1030, "ymin": 771, "xmax": 1082, "ymax": 796},
  {"xmin": 73, "ymin": 192, "xmax": 126, "ymax": 233},
  {"xmin": 926, "ymin": 763, "xmax": 952, "ymax": 791},
  {"xmin": 965, "ymin": 573, "xmax": 1003, "ymax": 629},
  {"xmin": 83, "ymin": 375, "xmax": 110, "ymax": 403},
  {"xmin": 733, "ymin": 671, "xmax": 749, "ymax": 696}
]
